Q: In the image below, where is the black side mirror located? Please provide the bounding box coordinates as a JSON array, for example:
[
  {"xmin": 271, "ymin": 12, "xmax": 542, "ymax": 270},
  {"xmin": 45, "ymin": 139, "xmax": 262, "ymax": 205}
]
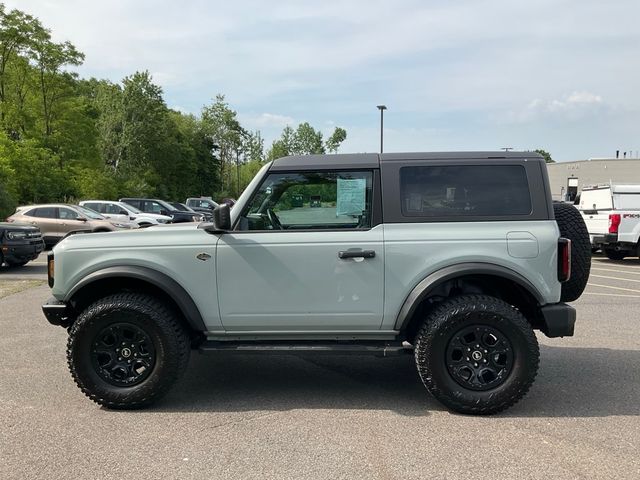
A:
[{"xmin": 213, "ymin": 204, "xmax": 231, "ymax": 231}]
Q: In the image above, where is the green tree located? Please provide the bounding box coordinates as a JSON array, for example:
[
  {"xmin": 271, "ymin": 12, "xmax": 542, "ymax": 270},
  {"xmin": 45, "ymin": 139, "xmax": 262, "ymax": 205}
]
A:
[
  {"xmin": 292, "ymin": 122, "xmax": 324, "ymax": 155},
  {"xmin": 534, "ymin": 149, "xmax": 554, "ymax": 163},
  {"xmin": 325, "ymin": 126, "xmax": 347, "ymax": 153},
  {"xmin": 201, "ymin": 94, "xmax": 244, "ymax": 195}
]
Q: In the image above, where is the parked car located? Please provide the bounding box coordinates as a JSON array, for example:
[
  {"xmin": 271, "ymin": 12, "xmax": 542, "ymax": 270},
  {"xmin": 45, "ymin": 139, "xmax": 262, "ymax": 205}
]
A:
[
  {"xmin": 7, "ymin": 204, "xmax": 136, "ymax": 247},
  {"xmin": 168, "ymin": 201, "xmax": 213, "ymax": 221},
  {"xmin": 44, "ymin": 151, "xmax": 590, "ymax": 414},
  {"xmin": 578, "ymin": 184, "xmax": 640, "ymax": 259},
  {"xmin": 185, "ymin": 197, "xmax": 219, "ymax": 216},
  {"xmin": 0, "ymin": 222, "xmax": 44, "ymax": 268},
  {"xmin": 79, "ymin": 200, "xmax": 172, "ymax": 227},
  {"xmin": 120, "ymin": 198, "xmax": 204, "ymax": 223}
]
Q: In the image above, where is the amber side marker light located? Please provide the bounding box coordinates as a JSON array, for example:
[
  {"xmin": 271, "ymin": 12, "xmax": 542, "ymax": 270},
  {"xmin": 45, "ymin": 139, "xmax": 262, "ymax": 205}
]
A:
[{"xmin": 47, "ymin": 253, "xmax": 55, "ymax": 287}]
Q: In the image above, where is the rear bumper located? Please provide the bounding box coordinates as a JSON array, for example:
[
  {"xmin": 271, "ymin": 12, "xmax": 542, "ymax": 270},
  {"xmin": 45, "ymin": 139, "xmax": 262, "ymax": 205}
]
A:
[
  {"xmin": 540, "ymin": 303, "xmax": 576, "ymax": 338},
  {"xmin": 42, "ymin": 297, "xmax": 74, "ymax": 328}
]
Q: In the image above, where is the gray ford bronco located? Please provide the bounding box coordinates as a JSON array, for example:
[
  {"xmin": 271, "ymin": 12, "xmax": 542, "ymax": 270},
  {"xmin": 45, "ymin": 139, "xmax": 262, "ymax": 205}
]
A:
[{"xmin": 42, "ymin": 152, "xmax": 590, "ymax": 414}]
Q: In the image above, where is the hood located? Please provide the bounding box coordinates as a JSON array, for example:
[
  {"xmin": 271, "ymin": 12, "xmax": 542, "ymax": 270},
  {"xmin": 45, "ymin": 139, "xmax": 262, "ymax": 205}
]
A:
[
  {"xmin": 0, "ymin": 221, "xmax": 40, "ymax": 231},
  {"xmin": 53, "ymin": 221, "xmax": 205, "ymax": 252}
]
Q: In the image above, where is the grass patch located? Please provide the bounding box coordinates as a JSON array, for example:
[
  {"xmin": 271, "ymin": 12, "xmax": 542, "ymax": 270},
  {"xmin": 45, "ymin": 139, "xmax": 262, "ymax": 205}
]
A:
[{"xmin": 0, "ymin": 279, "xmax": 46, "ymax": 298}]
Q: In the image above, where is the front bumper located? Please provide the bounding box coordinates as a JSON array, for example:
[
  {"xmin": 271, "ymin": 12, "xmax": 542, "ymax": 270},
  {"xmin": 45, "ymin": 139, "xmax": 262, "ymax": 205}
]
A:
[
  {"xmin": 540, "ymin": 303, "xmax": 576, "ymax": 338},
  {"xmin": 42, "ymin": 297, "xmax": 74, "ymax": 327},
  {"xmin": 2, "ymin": 240, "xmax": 44, "ymax": 263}
]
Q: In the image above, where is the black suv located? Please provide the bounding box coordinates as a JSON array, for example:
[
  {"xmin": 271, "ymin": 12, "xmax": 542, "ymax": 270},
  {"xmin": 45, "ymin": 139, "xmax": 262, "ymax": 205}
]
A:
[
  {"xmin": 0, "ymin": 222, "xmax": 44, "ymax": 267},
  {"xmin": 119, "ymin": 198, "xmax": 204, "ymax": 223}
]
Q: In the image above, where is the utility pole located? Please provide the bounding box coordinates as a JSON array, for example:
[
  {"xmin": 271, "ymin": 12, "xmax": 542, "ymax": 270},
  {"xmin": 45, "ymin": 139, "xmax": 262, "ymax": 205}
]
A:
[{"xmin": 377, "ymin": 105, "xmax": 387, "ymax": 153}]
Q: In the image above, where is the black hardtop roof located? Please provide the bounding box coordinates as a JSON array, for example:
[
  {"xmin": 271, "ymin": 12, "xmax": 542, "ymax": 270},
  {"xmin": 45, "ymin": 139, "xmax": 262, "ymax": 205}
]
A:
[{"xmin": 270, "ymin": 151, "xmax": 543, "ymax": 170}]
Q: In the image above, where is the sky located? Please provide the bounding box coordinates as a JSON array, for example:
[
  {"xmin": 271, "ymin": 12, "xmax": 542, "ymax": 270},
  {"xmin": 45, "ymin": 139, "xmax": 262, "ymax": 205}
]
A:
[{"xmin": 7, "ymin": 0, "xmax": 640, "ymax": 161}]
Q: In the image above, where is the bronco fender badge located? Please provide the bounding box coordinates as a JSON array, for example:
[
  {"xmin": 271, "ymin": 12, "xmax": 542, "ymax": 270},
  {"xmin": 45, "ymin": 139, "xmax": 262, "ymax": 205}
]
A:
[{"xmin": 196, "ymin": 252, "xmax": 211, "ymax": 261}]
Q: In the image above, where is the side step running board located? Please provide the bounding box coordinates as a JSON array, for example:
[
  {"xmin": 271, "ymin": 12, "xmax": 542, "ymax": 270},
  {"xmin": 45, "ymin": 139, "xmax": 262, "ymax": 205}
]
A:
[{"xmin": 198, "ymin": 341, "xmax": 411, "ymax": 357}]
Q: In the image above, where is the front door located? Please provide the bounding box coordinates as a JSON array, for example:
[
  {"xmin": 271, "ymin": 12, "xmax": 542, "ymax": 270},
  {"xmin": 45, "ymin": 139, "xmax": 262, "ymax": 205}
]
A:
[{"xmin": 216, "ymin": 169, "xmax": 384, "ymax": 331}]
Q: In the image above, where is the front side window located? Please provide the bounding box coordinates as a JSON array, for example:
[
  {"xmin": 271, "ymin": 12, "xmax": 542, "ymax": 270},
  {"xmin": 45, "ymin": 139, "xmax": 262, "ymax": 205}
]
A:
[
  {"xmin": 400, "ymin": 165, "xmax": 532, "ymax": 217},
  {"xmin": 238, "ymin": 170, "xmax": 373, "ymax": 231},
  {"xmin": 58, "ymin": 208, "xmax": 82, "ymax": 220}
]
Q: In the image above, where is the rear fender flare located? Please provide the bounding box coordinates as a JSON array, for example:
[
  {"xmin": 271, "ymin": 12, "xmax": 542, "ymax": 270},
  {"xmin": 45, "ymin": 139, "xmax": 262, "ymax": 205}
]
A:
[{"xmin": 394, "ymin": 262, "xmax": 544, "ymax": 331}]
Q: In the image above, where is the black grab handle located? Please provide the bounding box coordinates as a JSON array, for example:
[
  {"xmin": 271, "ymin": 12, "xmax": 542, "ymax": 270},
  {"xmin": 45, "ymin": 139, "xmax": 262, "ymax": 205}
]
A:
[{"xmin": 338, "ymin": 250, "xmax": 376, "ymax": 259}]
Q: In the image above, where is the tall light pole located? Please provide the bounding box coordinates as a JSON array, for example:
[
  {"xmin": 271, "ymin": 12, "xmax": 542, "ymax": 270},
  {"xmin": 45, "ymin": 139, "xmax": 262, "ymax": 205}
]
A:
[{"xmin": 377, "ymin": 105, "xmax": 387, "ymax": 153}]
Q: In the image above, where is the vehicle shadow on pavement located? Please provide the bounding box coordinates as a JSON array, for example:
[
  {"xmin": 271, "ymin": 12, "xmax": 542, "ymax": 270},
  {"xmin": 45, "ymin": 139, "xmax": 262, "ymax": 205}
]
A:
[
  {"xmin": 151, "ymin": 345, "xmax": 640, "ymax": 417},
  {"xmin": 156, "ymin": 353, "xmax": 440, "ymax": 416},
  {"xmin": 509, "ymin": 345, "xmax": 640, "ymax": 418}
]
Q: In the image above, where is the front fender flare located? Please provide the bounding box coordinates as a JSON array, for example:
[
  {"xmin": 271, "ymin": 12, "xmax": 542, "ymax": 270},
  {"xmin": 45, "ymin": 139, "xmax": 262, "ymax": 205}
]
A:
[
  {"xmin": 65, "ymin": 265, "xmax": 206, "ymax": 331},
  {"xmin": 394, "ymin": 262, "xmax": 544, "ymax": 331}
]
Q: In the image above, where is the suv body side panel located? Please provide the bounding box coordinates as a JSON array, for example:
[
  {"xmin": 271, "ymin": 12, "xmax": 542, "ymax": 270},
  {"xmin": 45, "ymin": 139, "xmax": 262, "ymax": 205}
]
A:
[
  {"xmin": 51, "ymin": 226, "xmax": 222, "ymax": 330},
  {"xmin": 216, "ymin": 225, "xmax": 385, "ymax": 331},
  {"xmin": 381, "ymin": 221, "xmax": 561, "ymax": 330}
]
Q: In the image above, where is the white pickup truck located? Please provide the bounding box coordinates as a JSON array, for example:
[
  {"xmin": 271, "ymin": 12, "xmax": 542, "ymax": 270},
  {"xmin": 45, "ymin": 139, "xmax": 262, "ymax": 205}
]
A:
[{"xmin": 578, "ymin": 184, "xmax": 640, "ymax": 260}]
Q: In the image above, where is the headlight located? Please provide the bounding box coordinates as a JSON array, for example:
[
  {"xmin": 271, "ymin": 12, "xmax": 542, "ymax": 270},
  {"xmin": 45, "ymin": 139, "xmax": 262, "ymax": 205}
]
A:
[
  {"xmin": 157, "ymin": 218, "xmax": 168, "ymax": 224},
  {"xmin": 7, "ymin": 231, "xmax": 27, "ymax": 240},
  {"xmin": 112, "ymin": 223, "xmax": 129, "ymax": 228}
]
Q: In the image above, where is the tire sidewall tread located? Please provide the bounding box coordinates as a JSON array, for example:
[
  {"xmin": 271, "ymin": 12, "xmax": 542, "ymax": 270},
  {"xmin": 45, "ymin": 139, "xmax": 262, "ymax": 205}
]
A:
[
  {"xmin": 67, "ymin": 293, "xmax": 190, "ymax": 409},
  {"xmin": 414, "ymin": 294, "xmax": 539, "ymax": 415}
]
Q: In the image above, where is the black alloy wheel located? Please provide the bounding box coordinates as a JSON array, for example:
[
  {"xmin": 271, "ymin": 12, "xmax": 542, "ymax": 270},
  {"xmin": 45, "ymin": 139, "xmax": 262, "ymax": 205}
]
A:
[
  {"xmin": 445, "ymin": 324, "xmax": 513, "ymax": 391},
  {"xmin": 90, "ymin": 322, "xmax": 156, "ymax": 387}
]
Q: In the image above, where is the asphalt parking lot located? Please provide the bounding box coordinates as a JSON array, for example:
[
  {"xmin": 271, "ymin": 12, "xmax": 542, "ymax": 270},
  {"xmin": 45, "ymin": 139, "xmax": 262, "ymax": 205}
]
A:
[{"xmin": 1, "ymin": 254, "xmax": 639, "ymax": 479}]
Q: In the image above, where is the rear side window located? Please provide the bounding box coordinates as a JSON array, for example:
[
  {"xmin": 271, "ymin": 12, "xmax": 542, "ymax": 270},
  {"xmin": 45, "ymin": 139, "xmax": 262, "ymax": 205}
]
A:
[
  {"xmin": 400, "ymin": 165, "xmax": 532, "ymax": 217},
  {"xmin": 83, "ymin": 203, "xmax": 102, "ymax": 213},
  {"xmin": 28, "ymin": 207, "xmax": 56, "ymax": 218}
]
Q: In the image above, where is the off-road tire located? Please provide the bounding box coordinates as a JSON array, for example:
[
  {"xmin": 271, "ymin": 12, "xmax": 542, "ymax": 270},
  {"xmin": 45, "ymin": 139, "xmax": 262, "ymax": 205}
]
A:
[
  {"xmin": 67, "ymin": 293, "xmax": 190, "ymax": 409},
  {"xmin": 604, "ymin": 249, "xmax": 626, "ymax": 261},
  {"xmin": 414, "ymin": 295, "xmax": 539, "ymax": 415},
  {"xmin": 553, "ymin": 202, "xmax": 590, "ymax": 302}
]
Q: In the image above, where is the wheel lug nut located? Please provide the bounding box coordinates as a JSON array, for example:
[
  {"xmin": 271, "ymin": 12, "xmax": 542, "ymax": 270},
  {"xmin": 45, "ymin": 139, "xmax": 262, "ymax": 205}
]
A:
[
  {"xmin": 127, "ymin": 360, "xmax": 131, "ymax": 364},
  {"xmin": 466, "ymin": 357, "xmax": 470, "ymax": 361},
  {"xmin": 483, "ymin": 359, "xmax": 487, "ymax": 363},
  {"xmin": 484, "ymin": 350, "xmax": 488, "ymax": 353},
  {"xmin": 467, "ymin": 348, "xmax": 471, "ymax": 352},
  {"xmin": 474, "ymin": 363, "xmax": 478, "ymax": 367},
  {"xmin": 118, "ymin": 357, "xmax": 122, "ymax": 361},
  {"xmin": 134, "ymin": 353, "xmax": 137, "ymax": 357}
]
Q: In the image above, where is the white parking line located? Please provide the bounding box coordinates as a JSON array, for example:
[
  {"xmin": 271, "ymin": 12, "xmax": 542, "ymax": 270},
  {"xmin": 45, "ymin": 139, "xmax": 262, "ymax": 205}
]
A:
[
  {"xmin": 591, "ymin": 267, "xmax": 640, "ymax": 276},
  {"xmin": 591, "ymin": 259, "xmax": 640, "ymax": 269},
  {"xmin": 589, "ymin": 274, "xmax": 640, "ymax": 283},
  {"xmin": 583, "ymin": 292, "xmax": 640, "ymax": 298},
  {"xmin": 587, "ymin": 282, "xmax": 640, "ymax": 293}
]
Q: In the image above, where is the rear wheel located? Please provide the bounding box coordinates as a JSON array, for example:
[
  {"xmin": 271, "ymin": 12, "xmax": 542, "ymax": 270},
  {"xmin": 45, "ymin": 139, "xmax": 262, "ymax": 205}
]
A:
[
  {"xmin": 67, "ymin": 293, "xmax": 190, "ymax": 409},
  {"xmin": 605, "ymin": 249, "xmax": 626, "ymax": 260},
  {"xmin": 414, "ymin": 295, "xmax": 539, "ymax": 415}
]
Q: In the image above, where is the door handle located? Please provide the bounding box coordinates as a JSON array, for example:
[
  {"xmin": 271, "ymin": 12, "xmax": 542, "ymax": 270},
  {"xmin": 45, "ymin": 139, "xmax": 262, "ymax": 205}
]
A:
[{"xmin": 338, "ymin": 250, "xmax": 375, "ymax": 259}]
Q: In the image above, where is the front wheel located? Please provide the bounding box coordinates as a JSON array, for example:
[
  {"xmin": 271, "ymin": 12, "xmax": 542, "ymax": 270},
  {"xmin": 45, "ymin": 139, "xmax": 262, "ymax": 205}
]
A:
[
  {"xmin": 414, "ymin": 295, "xmax": 539, "ymax": 415},
  {"xmin": 67, "ymin": 293, "xmax": 190, "ymax": 409}
]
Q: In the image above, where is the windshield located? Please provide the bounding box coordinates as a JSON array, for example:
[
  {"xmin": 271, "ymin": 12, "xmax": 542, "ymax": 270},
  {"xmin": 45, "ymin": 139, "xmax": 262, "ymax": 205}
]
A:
[
  {"xmin": 76, "ymin": 205, "xmax": 106, "ymax": 220},
  {"xmin": 119, "ymin": 202, "xmax": 141, "ymax": 214}
]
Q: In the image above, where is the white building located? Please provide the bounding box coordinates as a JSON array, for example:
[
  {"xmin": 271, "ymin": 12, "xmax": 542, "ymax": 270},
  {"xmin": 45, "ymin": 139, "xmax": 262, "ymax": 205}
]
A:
[{"xmin": 547, "ymin": 158, "xmax": 640, "ymax": 201}]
